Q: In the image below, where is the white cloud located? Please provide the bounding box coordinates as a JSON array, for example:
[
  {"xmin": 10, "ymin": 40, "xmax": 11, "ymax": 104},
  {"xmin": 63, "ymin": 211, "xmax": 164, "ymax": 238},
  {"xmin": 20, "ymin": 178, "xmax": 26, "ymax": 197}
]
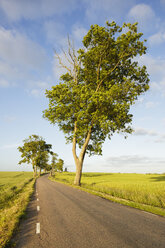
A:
[
  {"xmin": 134, "ymin": 127, "xmax": 165, "ymax": 144},
  {"xmin": 44, "ymin": 21, "xmax": 66, "ymax": 47},
  {"xmin": 145, "ymin": 101, "xmax": 158, "ymax": 109},
  {"xmin": 150, "ymin": 79, "xmax": 165, "ymax": 96},
  {"xmin": 128, "ymin": 4, "xmax": 155, "ymax": 23},
  {"xmin": 104, "ymin": 155, "xmax": 165, "ymax": 173},
  {"xmin": 0, "ymin": 79, "xmax": 9, "ymax": 87},
  {"xmin": 155, "ymin": 134, "xmax": 165, "ymax": 143},
  {"xmin": 44, "ymin": 21, "xmax": 88, "ymax": 50},
  {"xmin": 0, "ymin": 27, "xmax": 49, "ymax": 86},
  {"xmin": 150, "ymin": 81, "xmax": 161, "ymax": 91},
  {"xmin": 0, "ymin": 60, "xmax": 20, "ymax": 80},
  {"xmin": 72, "ymin": 25, "xmax": 88, "ymax": 43},
  {"xmin": 0, "ymin": 143, "xmax": 20, "ymax": 149},
  {"xmin": 148, "ymin": 32, "xmax": 165, "ymax": 46},
  {"xmin": 0, "ymin": 27, "xmax": 47, "ymax": 70},
  {"xmin": 138, "ymin": 54, "xmax": 165, "ymax": 78},
  {"xmin": 106, "ymin": 155, "xmax": 151, "ymax": 165},
  {"xmin": 127, "ymin": 4, "xmax": 157, "ymax": 33},
  {"xmin": 134, "ymin": 127, "xmax": 158, "ymax": 136},
  {"xmin": 0, "ymin": 0, "xmax": 78, "ymax": 21},
  {"xmin": 27, "ymin": 80, "xmax": 50, "ymax": 97},
  {"xmin": 29, "ymin": 81, "xmax": 50, "ymax": 89},
  {"xmin": 84, "ymin": 0, "xmax": 135, "ymax": 22},
  {"xmin": 30, "ymin": 89, "xmax": 43, "ymax": 98}
]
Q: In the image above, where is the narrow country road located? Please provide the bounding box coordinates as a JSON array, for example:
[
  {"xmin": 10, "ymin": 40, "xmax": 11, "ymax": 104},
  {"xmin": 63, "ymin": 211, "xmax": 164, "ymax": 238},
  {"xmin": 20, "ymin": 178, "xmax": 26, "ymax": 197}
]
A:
[{"xmin": 14, "ymin": 175, "xmax": 165, "ymax": 248}]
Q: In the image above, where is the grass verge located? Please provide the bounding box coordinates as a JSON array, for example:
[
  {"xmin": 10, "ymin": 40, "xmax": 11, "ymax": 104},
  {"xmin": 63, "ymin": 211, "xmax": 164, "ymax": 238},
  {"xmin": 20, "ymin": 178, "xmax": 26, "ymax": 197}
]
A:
[
  {"xmin": 0, "ymin": 172, "xmax": 35, "ymax": 248},
  {"xmin": 49, "ymin": 172, "xmax": 165, "ymax": 217}
]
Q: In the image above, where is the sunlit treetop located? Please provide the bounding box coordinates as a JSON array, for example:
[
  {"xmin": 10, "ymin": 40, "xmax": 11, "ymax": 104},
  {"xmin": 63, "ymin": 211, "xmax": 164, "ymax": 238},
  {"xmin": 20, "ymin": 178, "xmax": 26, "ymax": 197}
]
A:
[{"xmin": 44, "ymin": 21, "xmax": 149, "ymax": 156}]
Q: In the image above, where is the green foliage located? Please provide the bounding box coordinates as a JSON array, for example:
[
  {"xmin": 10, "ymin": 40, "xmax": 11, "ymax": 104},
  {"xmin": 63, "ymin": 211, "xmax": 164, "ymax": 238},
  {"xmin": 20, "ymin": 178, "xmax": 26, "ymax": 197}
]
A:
[
  {"xmin": 18, "ymin": 135, "xmax": 52, "ymax": 172},
  {"xmin": 35, "ymin": 150, "xmax": 49, "ymax": 170},
  {"xmin": 43, "ymin": 21, "xmax": 149, "ymax": 156},
  {"xmin": 51, "ymin": 152, "xmax": 58, "ymax": 170},
  {"xmin": 56, "ymin": 159, "xmax": 64, "ymax": 172},
  {"xmin": 51, "ymin": 153, "xmax": 64, "ymax": 172}
]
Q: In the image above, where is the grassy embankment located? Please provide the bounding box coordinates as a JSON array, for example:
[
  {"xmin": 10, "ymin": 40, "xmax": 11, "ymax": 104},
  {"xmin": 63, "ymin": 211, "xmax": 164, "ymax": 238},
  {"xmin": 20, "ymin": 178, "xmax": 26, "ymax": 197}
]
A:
[
  {"xmin": 0, "ymin": 172, "xmax": 35, "ymax": 248},
  {"xmin": 50, "ymin": 172, "xmax": 165, "ymax": 217}
]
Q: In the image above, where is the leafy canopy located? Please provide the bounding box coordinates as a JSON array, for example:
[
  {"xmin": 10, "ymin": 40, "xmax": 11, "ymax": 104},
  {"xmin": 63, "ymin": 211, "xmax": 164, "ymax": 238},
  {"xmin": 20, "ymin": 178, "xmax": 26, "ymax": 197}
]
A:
[
  {"xmin": 18, "ymin": 135, "xmax": 52, "ymax": 167},
  {"xmin": 43, "ymin": 21, "xmax": 149, "ymax": 155}
]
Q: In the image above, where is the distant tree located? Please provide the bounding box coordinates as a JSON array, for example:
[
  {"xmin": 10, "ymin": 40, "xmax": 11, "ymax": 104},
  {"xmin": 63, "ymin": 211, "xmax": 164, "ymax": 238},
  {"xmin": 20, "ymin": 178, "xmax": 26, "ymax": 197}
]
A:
[
  {"xmin": 45, "ymin": 163, "xmax": 52, "ymax": 173},
  {"xmin": 43, "ymin": 21, "xmax": 149, "ymax": 185},
  {"xmin": 50, "ymin": 152, "xmax": 58, "ymax": 175},
  {"xmin": 18, "ymin": 135, "xmax": 52, "ymax": 176},
  {"xmin": 35, "ymin": 150, "xmax": 49, "ymax": 176},
  {"xmin": 56, "ymin": 158, "xmax": 64, "ymax": 172}
]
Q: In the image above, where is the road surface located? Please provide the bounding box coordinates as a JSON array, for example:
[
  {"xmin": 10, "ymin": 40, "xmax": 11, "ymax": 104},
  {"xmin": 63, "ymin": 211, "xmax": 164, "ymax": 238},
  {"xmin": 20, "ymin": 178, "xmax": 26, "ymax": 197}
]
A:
[{"xmin": 14, "ymin": 175, "xmax": 165, "ymax": 248}]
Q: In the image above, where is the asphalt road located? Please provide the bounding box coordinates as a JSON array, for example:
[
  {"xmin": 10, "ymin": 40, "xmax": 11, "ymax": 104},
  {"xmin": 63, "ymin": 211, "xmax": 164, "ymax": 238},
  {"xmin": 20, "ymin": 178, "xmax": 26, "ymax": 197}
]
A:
[{"xmin": 14, "ymin": 175, "xmax": 165, "ymax": 248}]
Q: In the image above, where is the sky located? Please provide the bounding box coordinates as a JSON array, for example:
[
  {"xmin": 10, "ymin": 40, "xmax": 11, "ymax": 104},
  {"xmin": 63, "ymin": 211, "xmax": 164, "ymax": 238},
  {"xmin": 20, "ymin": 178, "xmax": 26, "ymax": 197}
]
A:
[{"xmin": 0, "ymin": 0, "xmax": 165, "ymax": 173}]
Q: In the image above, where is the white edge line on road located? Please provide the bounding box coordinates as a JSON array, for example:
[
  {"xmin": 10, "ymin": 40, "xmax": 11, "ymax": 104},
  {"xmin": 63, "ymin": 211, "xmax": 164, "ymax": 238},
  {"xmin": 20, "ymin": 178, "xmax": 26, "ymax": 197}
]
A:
[
  {"xmin": 37, "ymin": 206, "xmax": 40, "ymax": 211},
  {"xmin": 36, "ymin": 223, "xmax": 40, "ymax": 234},
  {"xmin": 142, "ymin": 210, "xmax": 158, "ymax": 217},
  {"xmin": 37, "ymin": 198, "xmax": 39, "ymax": 201}
]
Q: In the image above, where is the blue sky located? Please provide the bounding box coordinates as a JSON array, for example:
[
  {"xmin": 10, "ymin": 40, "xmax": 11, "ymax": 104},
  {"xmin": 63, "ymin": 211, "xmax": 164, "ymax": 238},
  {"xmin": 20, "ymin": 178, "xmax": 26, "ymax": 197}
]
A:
[{"xmin": 0, "ymin": 0, "xmax": 165, "ymax": 173}]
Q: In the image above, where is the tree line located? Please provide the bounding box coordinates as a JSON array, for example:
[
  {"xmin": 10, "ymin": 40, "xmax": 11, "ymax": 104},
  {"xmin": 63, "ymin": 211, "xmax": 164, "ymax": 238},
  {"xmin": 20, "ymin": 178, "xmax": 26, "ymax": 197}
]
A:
[{"xmin": 18, "ymin": 134, "xmax": 64, "ymax": 177}]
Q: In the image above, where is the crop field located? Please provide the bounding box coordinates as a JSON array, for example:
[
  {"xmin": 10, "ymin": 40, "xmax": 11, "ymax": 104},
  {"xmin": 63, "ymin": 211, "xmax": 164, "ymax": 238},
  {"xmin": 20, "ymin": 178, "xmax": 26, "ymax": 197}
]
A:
[
  {"xmin": 51, "ymin": 172, "xmax": 165, "ymax": 216},
  {"xmin": 0, "ymin": 172, "xmax": 34, "ymax": 248}
]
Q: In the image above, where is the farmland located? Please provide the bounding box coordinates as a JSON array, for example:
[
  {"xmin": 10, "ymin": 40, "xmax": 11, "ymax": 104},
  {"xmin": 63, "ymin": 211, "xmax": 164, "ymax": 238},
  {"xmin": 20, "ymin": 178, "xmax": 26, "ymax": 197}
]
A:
[
  {"xmin": 50, "ymin": 172, "xmax": 165, "ymax": 216},
  {"xmin": 0, "ymin": 172, "xmax": 34, "ymax": 248}
]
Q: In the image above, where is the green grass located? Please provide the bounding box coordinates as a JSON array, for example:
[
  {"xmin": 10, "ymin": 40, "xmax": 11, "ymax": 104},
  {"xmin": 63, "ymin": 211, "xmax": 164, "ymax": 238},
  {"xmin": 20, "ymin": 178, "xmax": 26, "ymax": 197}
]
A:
[
  {"xmin": 0, "ymin": 172, "xmax": 35, "ymax": 248},
  {"xmin": 50, "ymin": 172, "xmax": 165, "ymax": 217}
]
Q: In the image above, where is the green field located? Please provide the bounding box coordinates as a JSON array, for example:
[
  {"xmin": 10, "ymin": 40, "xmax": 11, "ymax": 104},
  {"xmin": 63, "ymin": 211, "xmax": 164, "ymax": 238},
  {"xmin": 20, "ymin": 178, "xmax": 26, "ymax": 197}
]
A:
[
  {"xmin": 0, "ymin": 172, "xmax": 35, "ymax": 248},
  {"xmin": 50, "ymin": 172, "xmax": 165, "ymax": 216}
]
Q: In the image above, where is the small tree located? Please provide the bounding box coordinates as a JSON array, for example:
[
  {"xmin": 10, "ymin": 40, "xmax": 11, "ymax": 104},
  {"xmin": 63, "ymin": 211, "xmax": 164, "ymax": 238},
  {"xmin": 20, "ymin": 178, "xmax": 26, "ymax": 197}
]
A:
[
  {"xmin": 56, "ymin": 158, "xmax": 64, "ymax": 172},
  {"xmin": 43, "ymin": 21, "xmax": 149, "ymax": 185},
  {"xmin": 18, "ymin": 135, "xmax": 52, "ymax": 176},
  {"xmin": 50, "ymin": 152, "xmax": 58, "ymax": 175}
]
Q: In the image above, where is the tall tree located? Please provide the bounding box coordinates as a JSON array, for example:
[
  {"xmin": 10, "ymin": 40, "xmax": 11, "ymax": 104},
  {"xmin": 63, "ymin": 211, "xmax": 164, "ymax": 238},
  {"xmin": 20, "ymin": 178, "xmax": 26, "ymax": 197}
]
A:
[
  {"xmin": 43, "ymin": 21, "xmax": 149, "ymax": 186},
  {"xmin": 18, "ymin": 135, "xmax": 52, "ymax": 176}
]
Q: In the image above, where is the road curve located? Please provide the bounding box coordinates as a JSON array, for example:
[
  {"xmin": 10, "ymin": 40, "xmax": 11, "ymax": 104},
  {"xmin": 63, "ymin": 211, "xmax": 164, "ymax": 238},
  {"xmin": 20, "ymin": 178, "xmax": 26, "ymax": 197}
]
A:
[{"xmin": 14, "ymin": 175, "xmax": 165, "ymax": 248}]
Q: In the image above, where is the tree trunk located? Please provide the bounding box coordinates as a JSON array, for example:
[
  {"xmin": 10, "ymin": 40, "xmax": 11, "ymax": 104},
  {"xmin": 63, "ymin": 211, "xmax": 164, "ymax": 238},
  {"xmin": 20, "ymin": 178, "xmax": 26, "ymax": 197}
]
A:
[
  {"xmin": 39, "ymin": 167, "xmax": 41, "ymax": 176},
  {"xmin": 34, "ymin": 165, "xmax": 37, "ymax": 177},
  {"xmin": 72, "ymin": 122, "xmax": 92, "ymax": 186},
  {"xmin": 74, "ymin": 158, "xmax": 83, "ymax": 186},
  {"xmin": 33, "ymin": 165, "xmax": 37, "ymax": 177}
]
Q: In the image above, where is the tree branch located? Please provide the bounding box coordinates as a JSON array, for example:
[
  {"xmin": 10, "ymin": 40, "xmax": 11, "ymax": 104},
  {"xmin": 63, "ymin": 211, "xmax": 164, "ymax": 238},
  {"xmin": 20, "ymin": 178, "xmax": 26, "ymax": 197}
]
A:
[
  {"xmin": 79, "ymin": 126, "xmax": 92, "ymax": 161},
  {"xmin": 54, "ymin": 50, "xmax": 73, "ymax": 75},
  {"xmin": 96, "ymin": 52, "xmax": 130, "ymax": 92}
]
